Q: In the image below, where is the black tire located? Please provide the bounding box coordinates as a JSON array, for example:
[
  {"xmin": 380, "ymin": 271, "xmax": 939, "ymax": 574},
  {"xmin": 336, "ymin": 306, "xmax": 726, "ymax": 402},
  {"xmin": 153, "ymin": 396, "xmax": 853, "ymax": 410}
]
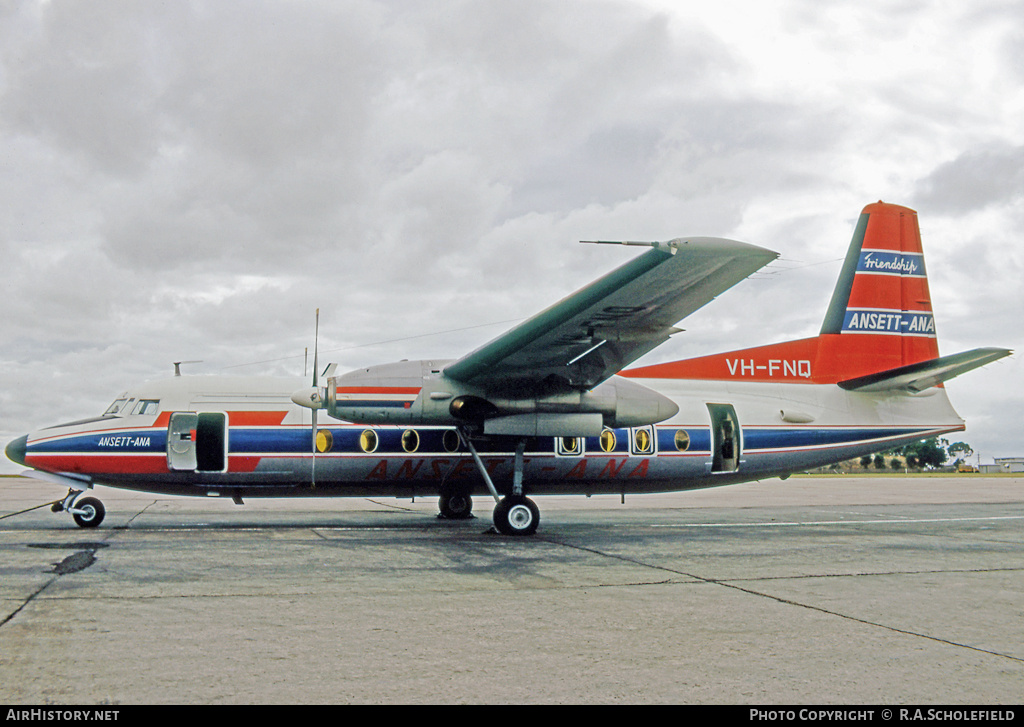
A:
[
  {"xmin": 493, "ymin": 495, "xmax": 539, "ymax": 536},
  {"xmin": 72, "ymin": 497, "xmax": 105, "ymax": 528},
  {"xmin": 439, "ymin": 490, "xmax": 474, "ymax": 520}
]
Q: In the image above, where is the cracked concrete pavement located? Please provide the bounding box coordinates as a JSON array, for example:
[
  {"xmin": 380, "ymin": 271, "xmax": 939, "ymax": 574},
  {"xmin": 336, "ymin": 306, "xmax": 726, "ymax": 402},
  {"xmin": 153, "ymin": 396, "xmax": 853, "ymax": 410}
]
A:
[{"xmin": 1, "ymin": 475, "xmax": 1021, "ymax": 704}]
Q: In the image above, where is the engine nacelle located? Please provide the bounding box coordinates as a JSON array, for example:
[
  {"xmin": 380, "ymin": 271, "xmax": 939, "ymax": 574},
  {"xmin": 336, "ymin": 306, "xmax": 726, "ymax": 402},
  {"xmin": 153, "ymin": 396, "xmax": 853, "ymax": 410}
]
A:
[
  {"xmin": 319, "ymin": 359, "xmax": 679, "ymax": 432},
  {"xmin": 326, "ymin": 359, "xmax": 440, "ymax": 424},
  {"xmin": 589, "ymin": 376, "xmax": 681, "ymax": 428}
]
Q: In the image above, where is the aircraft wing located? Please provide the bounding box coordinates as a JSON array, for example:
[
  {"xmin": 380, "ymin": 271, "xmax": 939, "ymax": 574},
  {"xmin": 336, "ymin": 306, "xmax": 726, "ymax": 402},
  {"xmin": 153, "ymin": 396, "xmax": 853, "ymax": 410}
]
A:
[{"xmin": 443, "ymin": 237, "xmax": 778, "ymax": 393}]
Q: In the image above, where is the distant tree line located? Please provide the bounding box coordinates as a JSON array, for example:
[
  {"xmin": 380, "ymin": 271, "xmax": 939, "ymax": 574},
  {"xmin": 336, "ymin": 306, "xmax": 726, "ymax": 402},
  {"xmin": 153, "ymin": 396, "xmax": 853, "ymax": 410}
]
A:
[{"xmin": 855, "ymin": 438, "xmax": 974, "ymax": 471}]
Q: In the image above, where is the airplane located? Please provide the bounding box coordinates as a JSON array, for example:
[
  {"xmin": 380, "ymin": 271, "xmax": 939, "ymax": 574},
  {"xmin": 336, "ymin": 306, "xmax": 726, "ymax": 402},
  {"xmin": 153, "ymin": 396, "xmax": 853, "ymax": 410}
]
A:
[{"xmin": 4, "ymin": 201, "xmax": 1011, "ymax": 535}]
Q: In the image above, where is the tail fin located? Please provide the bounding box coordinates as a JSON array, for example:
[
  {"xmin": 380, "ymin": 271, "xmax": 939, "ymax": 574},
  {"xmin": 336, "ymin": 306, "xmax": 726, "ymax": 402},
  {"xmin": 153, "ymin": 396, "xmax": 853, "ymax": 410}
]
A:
[
  {"xmin": 815, "ymin": 201, "xmax": 939, "ymax": 378},
  {"xmin": 624, "ymin": 201, "xmax": 1010, "ymax": 386}
]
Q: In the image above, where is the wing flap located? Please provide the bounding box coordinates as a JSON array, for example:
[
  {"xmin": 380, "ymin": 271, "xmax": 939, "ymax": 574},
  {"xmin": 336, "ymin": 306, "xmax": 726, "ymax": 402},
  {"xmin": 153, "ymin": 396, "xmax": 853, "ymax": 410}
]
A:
[{"xmin": 444, "ymin": 237, "xmax": 778, "ymax": 391}]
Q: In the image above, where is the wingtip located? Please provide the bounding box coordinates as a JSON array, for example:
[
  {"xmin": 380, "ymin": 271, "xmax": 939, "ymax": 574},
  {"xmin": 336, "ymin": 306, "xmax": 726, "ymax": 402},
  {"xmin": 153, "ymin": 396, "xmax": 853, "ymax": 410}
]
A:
[{"xmin": 664, "ymin": 236, "xmax": 779, "ymax": 259}]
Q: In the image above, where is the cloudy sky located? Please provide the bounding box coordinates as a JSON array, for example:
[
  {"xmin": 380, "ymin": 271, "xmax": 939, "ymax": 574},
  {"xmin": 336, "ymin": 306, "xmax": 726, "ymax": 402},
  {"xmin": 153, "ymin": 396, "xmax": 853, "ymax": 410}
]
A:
[{"xmin": 2, "ymin": 0, "xmax": 1021, "ymax": 472}]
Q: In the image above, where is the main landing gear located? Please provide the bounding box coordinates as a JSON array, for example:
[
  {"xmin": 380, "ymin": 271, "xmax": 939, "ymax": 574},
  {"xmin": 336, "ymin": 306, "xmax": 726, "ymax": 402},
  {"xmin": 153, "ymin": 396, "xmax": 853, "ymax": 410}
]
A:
[
  {"xmin": 438, "ymin": 483, "xmax": 474, "ymax": 520},
  {"xmin": 52, "ymin": 489, "xmax": 106, "ymax": 528},
  {"xmin": 453, "ymin": 430, "xmax": 540, "ymax": 536},
  {"xmin": 492, "ymin": 494, "xmax": 539, "ymax": 536}
]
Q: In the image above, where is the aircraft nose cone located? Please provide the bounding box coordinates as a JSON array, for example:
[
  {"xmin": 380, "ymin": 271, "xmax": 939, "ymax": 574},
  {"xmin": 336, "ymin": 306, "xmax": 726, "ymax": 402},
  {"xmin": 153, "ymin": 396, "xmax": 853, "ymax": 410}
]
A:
[{"xmin": 5, "ymin": 435, "xmax": 28, "ymax": 467}]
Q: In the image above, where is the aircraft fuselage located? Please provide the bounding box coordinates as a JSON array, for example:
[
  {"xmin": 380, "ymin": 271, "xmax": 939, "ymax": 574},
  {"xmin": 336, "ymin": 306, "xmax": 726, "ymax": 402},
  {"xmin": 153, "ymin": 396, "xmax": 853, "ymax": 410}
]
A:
[{"xmin": 9, "ymin": 372, "xmax": 963, "ymax": 502}]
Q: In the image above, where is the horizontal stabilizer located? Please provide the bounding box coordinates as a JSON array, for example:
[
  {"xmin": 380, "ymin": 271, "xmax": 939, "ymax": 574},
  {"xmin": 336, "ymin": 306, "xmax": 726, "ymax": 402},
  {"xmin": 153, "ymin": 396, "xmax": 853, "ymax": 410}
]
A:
[{"xmin": 838, "ymin": 347, "xmax": 1011, "ymax": 393}]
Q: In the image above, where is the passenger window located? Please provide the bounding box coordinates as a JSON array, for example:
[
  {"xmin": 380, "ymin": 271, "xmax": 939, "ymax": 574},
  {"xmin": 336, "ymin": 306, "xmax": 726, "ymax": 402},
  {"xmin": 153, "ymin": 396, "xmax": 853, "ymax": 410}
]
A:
[
  {"xmin": 631, "ymin": 427, "xmax": 654, "ymax": 455},
  {"xmin": 443, "ymin": 429, "xmax": 461, "ymax": 453},
  {"xmin": 359, "ymin": 429, "xmax": 379, "ymax": 453}
]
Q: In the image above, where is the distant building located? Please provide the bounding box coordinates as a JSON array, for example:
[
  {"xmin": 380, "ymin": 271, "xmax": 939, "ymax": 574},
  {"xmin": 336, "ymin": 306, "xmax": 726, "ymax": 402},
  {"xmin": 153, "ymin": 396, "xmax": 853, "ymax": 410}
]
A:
[{"xmin": 979, "ymin": 457, "xmax": 1024, "ymax": 474}]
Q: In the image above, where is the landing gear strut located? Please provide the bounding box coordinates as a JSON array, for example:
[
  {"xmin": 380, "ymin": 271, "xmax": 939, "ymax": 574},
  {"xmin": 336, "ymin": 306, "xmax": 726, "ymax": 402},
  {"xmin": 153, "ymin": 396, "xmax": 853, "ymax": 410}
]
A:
[
  {"xmin": 52, "ymin": 489, "xmax": 106, "ymax": 528},
  {"xmin": 456, "ymin": 429, "xmax": 540, "ymax": 536}
]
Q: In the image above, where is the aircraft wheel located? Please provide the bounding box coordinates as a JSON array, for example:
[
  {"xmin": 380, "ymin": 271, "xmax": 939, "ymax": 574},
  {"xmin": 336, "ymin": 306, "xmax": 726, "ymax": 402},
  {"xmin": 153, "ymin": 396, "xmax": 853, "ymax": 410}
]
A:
[
  {"xmin": 72, "ymin": 497, "xmax": 105, "ymax": 529},
  {"xmin": 493, "ymin": 495, "xmax": 539, "ymax": 536},
  {"xmin": 439, "ymin": 489, "xmax": 474, "ymax": 520}
]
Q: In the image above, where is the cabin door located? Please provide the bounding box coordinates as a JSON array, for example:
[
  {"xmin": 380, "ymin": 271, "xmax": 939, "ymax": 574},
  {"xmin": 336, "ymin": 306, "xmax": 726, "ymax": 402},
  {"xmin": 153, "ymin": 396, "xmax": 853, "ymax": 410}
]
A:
[
  {"xmin": 167, "ymin": 412, "xmax": 227, "ymax": 472},
  {"xmin": 707, "ymin": 404, "xmax": 741, "ymax": 473}
]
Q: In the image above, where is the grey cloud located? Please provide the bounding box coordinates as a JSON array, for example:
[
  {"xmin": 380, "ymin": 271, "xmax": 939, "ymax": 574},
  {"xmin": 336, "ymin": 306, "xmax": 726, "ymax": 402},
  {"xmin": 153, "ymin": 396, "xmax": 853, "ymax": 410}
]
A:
[
  {"xmin": 2, "ymin": 4, "xmax": 172, "ymax": 176},
  {"xmin": 507, "ymin": 124, "xmax": 664, "ymax": 216},
  {"xmin": 913, "ymin": 143, "xmax": 1024, "ymax": 214}
]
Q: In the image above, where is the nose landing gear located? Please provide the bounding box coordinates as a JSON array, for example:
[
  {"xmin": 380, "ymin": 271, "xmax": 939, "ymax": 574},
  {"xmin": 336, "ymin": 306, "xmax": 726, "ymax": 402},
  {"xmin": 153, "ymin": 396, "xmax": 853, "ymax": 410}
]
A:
[{"xmin": 52, "ymin": 489, "xmax": 106, "ymax": 528}]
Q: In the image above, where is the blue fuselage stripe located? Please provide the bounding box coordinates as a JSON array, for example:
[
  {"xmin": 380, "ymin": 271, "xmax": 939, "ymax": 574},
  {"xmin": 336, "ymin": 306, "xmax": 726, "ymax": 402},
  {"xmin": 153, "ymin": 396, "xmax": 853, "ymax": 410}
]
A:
[{"xmin": 27, "ymin": 425, "xmax": 934, "ymax": 457}]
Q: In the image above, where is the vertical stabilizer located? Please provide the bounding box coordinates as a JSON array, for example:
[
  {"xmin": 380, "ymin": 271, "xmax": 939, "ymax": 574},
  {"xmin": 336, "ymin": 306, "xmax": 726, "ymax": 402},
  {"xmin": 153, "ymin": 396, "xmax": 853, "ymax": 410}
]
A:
[{"xmin": 814, "ymin": 202, "xmax": 939, "ymax": 380}]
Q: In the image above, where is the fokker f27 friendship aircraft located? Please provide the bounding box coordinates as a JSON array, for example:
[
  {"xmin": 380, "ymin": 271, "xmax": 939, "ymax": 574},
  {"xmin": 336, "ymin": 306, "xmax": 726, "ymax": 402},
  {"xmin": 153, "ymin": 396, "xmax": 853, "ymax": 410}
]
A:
[{"xmin": 5, "ymin": 202, "xmax": 1010, "ymax": 534}]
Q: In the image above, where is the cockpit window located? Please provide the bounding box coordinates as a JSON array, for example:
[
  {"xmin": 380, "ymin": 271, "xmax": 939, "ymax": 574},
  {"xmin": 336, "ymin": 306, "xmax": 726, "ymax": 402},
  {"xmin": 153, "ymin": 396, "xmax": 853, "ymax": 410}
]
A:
[
  {"xmin": 132, "ymin": 399, "xmax": 160, "ymax": 416},
  {"xmin": 103, "ymin": 397, "xmax": 130, "ymax": 416}
]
